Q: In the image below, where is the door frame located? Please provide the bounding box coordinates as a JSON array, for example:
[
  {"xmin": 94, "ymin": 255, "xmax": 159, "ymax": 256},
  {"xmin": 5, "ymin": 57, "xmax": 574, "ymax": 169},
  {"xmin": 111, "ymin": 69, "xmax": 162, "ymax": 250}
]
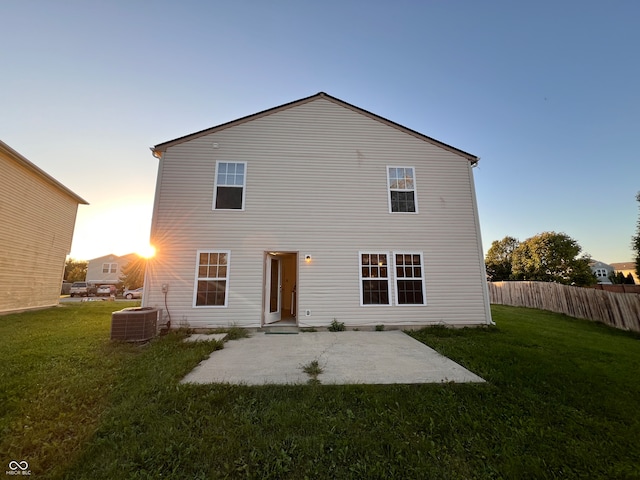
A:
[
  {"xmin": 262, "ymin": 251, "xmax": 298, "ymax": 326},
  {"xmin": 265, "ymin": 254, "xmax": 282, "ymax": 324}
]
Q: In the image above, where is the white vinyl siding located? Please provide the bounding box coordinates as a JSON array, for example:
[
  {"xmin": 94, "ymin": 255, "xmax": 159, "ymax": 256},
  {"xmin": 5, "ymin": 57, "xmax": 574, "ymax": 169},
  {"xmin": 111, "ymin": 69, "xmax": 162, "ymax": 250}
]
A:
[
  {"xmin": 193, "ymin": 250, "xmax": 230, "ymax": 307},
  {"xmin": 144, "ymin": 96, "xmax": 491, "ymax": 328}
]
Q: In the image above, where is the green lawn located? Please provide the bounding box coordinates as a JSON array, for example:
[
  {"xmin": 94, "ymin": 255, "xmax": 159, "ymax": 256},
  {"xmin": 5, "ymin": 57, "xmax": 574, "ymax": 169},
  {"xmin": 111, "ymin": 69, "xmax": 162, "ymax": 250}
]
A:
[{"xmin": 1, "ymin": 303, "xmax": 639, "ymax": 479}]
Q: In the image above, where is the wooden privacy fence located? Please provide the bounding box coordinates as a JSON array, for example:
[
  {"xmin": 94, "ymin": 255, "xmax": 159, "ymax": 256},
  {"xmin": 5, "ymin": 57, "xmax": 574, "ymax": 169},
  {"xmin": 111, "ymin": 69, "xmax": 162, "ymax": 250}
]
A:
[
  {"xmin": 488, "ymin": 281, "xmax": 640, "ymax": 333},
  {"xmin": 591, "ymin": 284, "xmax": 640, "ymax": 294}
]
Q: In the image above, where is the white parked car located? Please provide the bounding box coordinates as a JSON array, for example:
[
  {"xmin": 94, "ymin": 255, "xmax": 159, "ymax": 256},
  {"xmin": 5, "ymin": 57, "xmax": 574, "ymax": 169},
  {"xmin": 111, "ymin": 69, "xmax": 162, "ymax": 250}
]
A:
[
  {"xmin": 123, "ymin": 287, "xmax": 143, "ymax": 299},
  {"xmin": 96, "ymin": 285, "xmax": 115, "ymax": 297}
]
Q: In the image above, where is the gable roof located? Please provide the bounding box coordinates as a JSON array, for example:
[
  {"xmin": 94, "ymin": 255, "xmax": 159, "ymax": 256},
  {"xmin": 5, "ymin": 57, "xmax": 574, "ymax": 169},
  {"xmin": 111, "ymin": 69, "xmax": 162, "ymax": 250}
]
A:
[
  {"xmin": 87, "ymin": 252, "xmax": 138, "ymax": 263},
  {"xmin": 610, "ymin": 262, "xmax": 637, "ymax": 270},
  {"xmin": 589, "ymin": 260, "xmax": 613, "ymax": 269},
  {"xmin": 0, "ymin": 140, "xmax": 89, "ymax": 205},
  {"xmin": 151, "ymin": 92, "xmax": 479, "ymax": 165}
]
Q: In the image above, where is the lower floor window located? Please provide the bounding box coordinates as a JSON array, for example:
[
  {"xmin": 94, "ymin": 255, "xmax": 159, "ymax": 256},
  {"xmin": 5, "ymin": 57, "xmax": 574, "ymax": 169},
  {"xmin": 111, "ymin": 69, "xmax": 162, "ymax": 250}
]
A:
[
  {"xmin": 395, "ymin": 253, "xmax": 426, "ymax": 305},
  {"xmin": 360, "ymin": 253, "xmax": 391, "ymax": 305},
  {"xmin": 362, "ymin": 279, "xmax": 390, "ymax": 305},
  {"xmin": 196, "ymin": 280, "xmax": 227, "ymax": 306},
  {"xmin": 195, "ymin": 250, "xmax": 230, "ymax": 307},
  {"xmin": 397, "ymin": 280, "xmax": 424, "ymax": 304},
  {"xmin": 359, "ymin": 251, "xmax": 426, "ymax": 306}
]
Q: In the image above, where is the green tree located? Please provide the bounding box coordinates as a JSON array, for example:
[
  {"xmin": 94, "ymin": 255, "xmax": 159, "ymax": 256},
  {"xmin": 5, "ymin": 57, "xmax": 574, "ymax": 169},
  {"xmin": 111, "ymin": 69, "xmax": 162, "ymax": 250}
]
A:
[
  {"xmin": 633, "ymin": 192, "xmax": 640, "ymax": 279},
  {"xmin": 609, "ymin": 271, "xmax": 625, "ymax": 285},
  {"xmin": 119, "ymin": 256, "xmax": 146, "ymax": 290},
  {"xmin": 609, "ymin": 271, "xmax": 628, "ymax": 285},
  {"xmin": 511, "ymin": 231, "xmax": 596, "ymax": 286},
  {"xmin": 485, "ymin": 236, "xmax": 520, "ymax": 281},
  {"xmin": 625, "ymin": 273, "xmax": 636, "ymax": 285},
  {"xmin": 64, "ymin": 258, "xmax": 87, "ymax": 283}
]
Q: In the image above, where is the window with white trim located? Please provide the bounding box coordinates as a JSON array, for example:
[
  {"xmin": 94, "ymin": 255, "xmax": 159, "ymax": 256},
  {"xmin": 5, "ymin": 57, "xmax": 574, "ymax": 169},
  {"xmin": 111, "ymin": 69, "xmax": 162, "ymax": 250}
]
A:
[
  {"xmin": 194, "ymin": 250, "xmax": 230, "ymax": 307},
  {"xmin": 394, "ymin": 252, "xmax": 426, "ymax": 305},
  {"xmin": 102, "ymin": 263, "xmax": 117, "ymax": 274},
  {"xmin": 214, "ymin": 162, "xmax": 246, "ymax": 210},
  {"xmin": 387, "ymin": 166, "xmax": 417, "ymax": 213},
  {"xmin": 359, "ymin": 252, "xmax": 391, "ymax": 305}
]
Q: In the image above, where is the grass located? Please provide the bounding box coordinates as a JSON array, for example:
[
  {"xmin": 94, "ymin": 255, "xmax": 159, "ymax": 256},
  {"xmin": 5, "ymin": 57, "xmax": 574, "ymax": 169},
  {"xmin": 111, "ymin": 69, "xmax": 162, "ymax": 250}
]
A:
[{"xmin": 1, "ymin": 303, "xmax": 639, "ymax": 478}]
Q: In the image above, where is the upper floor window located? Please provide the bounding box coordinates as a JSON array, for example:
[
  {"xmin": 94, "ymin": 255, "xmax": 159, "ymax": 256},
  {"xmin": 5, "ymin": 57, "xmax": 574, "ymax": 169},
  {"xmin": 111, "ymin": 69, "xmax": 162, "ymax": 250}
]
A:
[
  {"xmin": 102, "ymin": 263, "xmax": 117, "ymax": 274},
  {"xmin": 214, "ymin": 162, "xmax": 246, "ymax": 210},
  {"xmin": 387, "ymin": 166, "xmax": 417, "ymax": 213}
]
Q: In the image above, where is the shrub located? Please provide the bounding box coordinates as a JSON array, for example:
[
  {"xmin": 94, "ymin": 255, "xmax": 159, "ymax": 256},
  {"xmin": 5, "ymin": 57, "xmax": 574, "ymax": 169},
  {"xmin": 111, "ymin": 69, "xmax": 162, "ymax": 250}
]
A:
[{"xmin": 328, "ymin": 318, "xmax": 345, "ymax": 332}]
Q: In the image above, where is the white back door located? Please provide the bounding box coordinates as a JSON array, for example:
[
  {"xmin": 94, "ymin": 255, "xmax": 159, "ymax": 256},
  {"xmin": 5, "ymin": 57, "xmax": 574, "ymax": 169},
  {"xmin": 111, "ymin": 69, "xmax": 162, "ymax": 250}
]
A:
[{"xmin": 265, "ymin": 254, "xmax": 282, "ymax": 324}]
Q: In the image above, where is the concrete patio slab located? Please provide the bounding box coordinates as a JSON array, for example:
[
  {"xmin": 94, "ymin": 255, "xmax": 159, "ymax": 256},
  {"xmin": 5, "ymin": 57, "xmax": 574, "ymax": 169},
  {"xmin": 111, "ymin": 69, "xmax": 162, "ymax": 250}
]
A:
[{"xmin": 181, "ymin": 330, "xmax": 484, "ymax": 385}]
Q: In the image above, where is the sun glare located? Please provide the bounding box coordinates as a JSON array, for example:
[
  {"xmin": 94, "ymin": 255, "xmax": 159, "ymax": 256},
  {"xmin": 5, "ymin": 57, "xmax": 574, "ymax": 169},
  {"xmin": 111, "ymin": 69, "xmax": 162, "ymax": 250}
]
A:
[{"xmin": 138, "ymin": 245, "xmax": 156, "ymax": 259}]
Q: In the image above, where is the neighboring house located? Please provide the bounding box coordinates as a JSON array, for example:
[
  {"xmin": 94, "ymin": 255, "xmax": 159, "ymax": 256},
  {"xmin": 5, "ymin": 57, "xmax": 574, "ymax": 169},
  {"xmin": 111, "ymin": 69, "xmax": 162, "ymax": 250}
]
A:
[
  {"xmin": 609, "ymin": 262, "xmax": 639, "ymax": 284},
  {"xmin": 86, "ymin": 253, "xmax": 137, "ymax": 285},
  {"xmin": 143, "ymin": 92, "xmax": 492, "ymax": 329},
  {"xmin": 589, "ymin": 260, "xmax": 614, "ymax": 284},
  {"xmin": 0, "ymin": 140, "xmax": 88, "ymax": 314}
]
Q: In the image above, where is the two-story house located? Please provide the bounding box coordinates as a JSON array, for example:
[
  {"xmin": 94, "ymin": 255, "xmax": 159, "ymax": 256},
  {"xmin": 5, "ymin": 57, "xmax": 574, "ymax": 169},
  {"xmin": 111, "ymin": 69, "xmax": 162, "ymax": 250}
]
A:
[
  {"xmin": 143, "ymin": 93, "xmax": 492, "ymax": 329},
  {"xmin": 1, "ymin": 140, "xmax": 87, "ymax": 314},
  {"xmin": 85, "ymin": 253, "xmax": 137, "ymax": 285},
  {"xmin": 609, "ymin": 262, "xmax": 639, "ymax": 284},
  {"xmin": 589, "ymin": 260, "xmax": 615, "ymax": 284}
]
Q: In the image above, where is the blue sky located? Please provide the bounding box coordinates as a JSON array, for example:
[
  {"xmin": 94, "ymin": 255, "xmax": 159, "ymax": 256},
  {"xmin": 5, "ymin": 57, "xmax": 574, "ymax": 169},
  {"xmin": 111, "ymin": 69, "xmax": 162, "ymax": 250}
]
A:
[{"xmin": 2, "ymin": 1, "xmax": 638, "ymax": 262}]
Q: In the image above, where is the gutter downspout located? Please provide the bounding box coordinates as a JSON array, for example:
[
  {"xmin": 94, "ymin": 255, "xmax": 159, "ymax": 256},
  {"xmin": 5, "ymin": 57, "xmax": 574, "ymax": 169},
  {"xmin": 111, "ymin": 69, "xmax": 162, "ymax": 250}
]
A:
[
  {"xmin": 469, "ymin": 160, "xmax": 495, "ymax": 325},
  {"xmin": 142, "ymin": 148, "xmax": 163, "ymax": 310}
]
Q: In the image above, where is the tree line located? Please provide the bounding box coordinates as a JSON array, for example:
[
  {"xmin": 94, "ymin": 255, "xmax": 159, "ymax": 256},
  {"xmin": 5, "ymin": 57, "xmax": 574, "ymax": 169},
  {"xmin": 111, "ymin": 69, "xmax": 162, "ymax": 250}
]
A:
[
  {"xmin": 485, "ymin": 232, "xmax": 597, "ymax": 286},
  {"xmin": 487, "ymin": 192, "xmax": 640, "ymax": 286},
  {"xmin": 609, "ymin": 271, "xmax": 636, "ymax": 285}
]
